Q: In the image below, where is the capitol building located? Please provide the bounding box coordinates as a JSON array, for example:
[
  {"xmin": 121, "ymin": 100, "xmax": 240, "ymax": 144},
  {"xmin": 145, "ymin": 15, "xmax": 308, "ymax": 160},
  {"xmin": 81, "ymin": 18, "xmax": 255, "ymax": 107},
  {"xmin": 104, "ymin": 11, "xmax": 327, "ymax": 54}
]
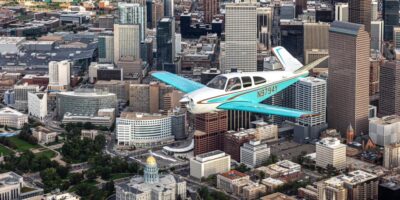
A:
[{"xmin": 115, "ymin": 154, "xmax": 187, "ymax": 200}]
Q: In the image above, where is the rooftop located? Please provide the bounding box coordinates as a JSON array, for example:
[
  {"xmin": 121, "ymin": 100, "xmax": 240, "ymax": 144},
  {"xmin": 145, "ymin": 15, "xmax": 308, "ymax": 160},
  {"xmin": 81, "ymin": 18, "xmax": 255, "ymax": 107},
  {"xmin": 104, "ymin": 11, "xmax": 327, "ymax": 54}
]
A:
[
  {"xmin": 219, "ymin": 170, "xmax": 248, "ymax": 180},
  {"xmin": 324, "ymin": 170, "xmax": 377, "ymax": 186},
  {"xmin": 0, "ymin": 107, "xmax": 25, "ymax": 116},
  {"xmin": 0, "ymin": 37, "xmax": 25, "ymax": 44},
  {"xmin": 330, "ymin": 21, "xmax": 363, "ymax": 36},
  {"xmin": 370, "ymin": 115, "xmax": 400, "ymax": 125},
  {"xmin": 119, "ymin": 112, "xmax": 167, "ymax": 120},
  {"xmin": 58, "ymin": 89, "xmax": 115, "ymax": 97},
  {"xmin": 317, "ymin": 137, "xmax": 346, "ymax": 148}
]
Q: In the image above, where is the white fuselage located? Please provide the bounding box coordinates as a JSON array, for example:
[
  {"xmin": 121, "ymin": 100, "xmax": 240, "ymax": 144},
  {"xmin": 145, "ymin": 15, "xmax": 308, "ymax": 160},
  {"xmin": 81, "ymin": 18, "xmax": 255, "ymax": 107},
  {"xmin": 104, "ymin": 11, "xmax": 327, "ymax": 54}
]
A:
[{"xmin": 185, "ymin": 71, "xmax": 307, "ymax": 114}]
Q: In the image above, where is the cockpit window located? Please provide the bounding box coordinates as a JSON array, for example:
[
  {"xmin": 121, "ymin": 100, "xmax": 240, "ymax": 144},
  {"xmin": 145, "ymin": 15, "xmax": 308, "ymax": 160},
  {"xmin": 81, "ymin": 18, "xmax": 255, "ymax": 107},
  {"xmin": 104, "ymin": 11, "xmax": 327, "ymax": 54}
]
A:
[
  {"xmin": 207, "ymin": 76, "xmax": 227, "ymax": 90},
  {"xmin": 226, "ymin": 77, "xmax": 242, "ymax": 91},
  {"xmin": 253, "ymin": 76, "xmax": 266, "ymax": 85}
]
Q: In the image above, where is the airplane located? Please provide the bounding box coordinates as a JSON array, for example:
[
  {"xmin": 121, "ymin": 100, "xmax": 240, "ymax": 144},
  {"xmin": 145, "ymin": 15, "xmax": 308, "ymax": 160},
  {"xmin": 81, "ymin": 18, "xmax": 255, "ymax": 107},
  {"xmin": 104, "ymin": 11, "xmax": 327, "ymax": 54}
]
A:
[{"xmin": 151, "ymin": 46, "xmax": 328, "ymax": 118}]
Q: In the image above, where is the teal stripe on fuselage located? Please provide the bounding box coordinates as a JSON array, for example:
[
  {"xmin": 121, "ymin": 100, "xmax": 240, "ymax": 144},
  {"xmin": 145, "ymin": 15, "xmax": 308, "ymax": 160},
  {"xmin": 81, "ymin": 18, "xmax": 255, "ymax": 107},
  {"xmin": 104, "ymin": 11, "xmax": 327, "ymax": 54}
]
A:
[{"xmin": 207, "ymin": 74, "xmax": 307, "ymax": 104}]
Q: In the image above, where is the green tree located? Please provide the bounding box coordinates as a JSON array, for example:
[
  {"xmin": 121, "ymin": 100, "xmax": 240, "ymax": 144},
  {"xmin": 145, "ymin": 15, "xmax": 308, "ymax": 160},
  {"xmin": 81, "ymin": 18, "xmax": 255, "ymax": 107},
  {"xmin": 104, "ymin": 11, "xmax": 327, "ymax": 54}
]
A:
[
  {"xmin": 69, "ymin": 173, "xmax": 84, "ymax": 185},
  {"xmin": 83, "ymin": 122, "xmax": 94, "ymax": 129},
  {"xmin": 75, "ymin": 183, "xmax": 94, "ymax": 197},
  {"xmin": 40, "ymin": 168, "xmax": 62, "ymax": 192}
]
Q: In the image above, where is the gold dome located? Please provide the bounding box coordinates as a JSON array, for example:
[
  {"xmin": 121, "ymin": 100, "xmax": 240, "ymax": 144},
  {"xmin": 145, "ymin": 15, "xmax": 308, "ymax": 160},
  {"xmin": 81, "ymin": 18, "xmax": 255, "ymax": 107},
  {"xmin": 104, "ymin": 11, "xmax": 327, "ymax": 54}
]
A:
[{"xmin": 146, "ymin": 155, "xmax": 157, "ymax": 166}]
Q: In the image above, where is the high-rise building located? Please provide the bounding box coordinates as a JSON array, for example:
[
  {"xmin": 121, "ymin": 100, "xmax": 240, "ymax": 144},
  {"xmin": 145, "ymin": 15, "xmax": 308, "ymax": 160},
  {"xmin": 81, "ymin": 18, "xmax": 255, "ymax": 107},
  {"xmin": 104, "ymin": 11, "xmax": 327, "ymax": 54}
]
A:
[
  {"xmin": 194, "ymin": 111, "xmax": 228, "ymax": 155},
  {"xmin": 98, "ymin": 32, "xmax": 114, "ymax": 63},
  {"xmin": 316, "ymin": 137, "xmax": 347, "ymax": 170},
  {"xmin": 370, "ymin": 20, "xmax": 384, "ymax": 52},
  {"xmin": 113, "ymin": 24, "xmax": 141, "ymax": 63},
  {"xmin": 257, "ymin": 7, "xmax": 273, "ymax": 38},
  {"xmin": 190, "ymin": 150, "xmax": 231, "ymax": 179},
  {"xmin": 48, "ymin": 60, "xmax": 71, "ymax": 90},
  {"xmin": 379, "ymin": 61, "xmax": 400, "ymax": 116},
  {"xmin": 228, "ymin": 110, "xmax": 252, "ymax": 131},
  {"xmin": 379, "ymin": 181, "xmax": 400, "ymax": 200},
  {"xmin": 14, "ymin": 84, "xmax": 39, "ymax": 111},
  {"xmin": 294, "ymin": 77, "xmax": 327, "ymax": 143},
  {"xmin": 327, "ymin": 21, "xmax": 370, "ymax": 135},
  {"xmin": 295, "ymin": 77, "xmax": 327, "ymax": 126},
  {"xmin": 295, "ymin": 0, "xmax": 307, "ymax": 17},
  {"xmin": 152, "ymin": 0, "xmax": 164, "ymax": 28},
  {"xmin": 335, "ymin": 3, "xmax": 349, "ymax": 22},
  {"xmin": 240, "ymin": 140, "xmax": 270, "ymax": 168},
  {"xmin": 146, "ymin": 0, "xmax": 152, "ymax": 28},
  {"xmin": 118, "ymin": 2, "xmax": 147, "ymax": 41},
  {"xmin": 280, "ymin": 3, "xmax": 296, "ymax": 20},
  {"xmin": 371, "ymin": 0, "xmax": 378, "ymax": 21},
  {"xmin": 349, "ymin": 0, "xmax": 371, "ymax": 33},
  {"xmin": 204, "ymin": 0, "xmax": 218, "ymax": 24},
  {"xmin": 164, "ymin": 0, "xmax": 174, "ymax": 17},
  {"xmin": 370, "ymin": 55, "xmax": 381, "ymax": 96},
  {"xmin": 384, "ymin": 143, "xmax": 400, "ymax": 169},
  {"xmin": 394, "ymin": 27, "xmax": 400, "ymax": 49},
  {"xmin": 303, "ymin": 22, "xmax": 329, "ymax": 55},
  {"xmin": 156, "ymin": 17, "xmax": 175, "ymax": 70},
  {"xmin": 304, "ymin": 49, "xmax": 329, "ymax": 67},
  {"xmin": 383, "ymin": 0, "xmax": 399, "ymax": 41},
  {"xmin": 317, "ymin": 170, "xmax": 379, "ymax": 200},
  {"xmin": 225, "ymin": 3, "xmax": 257, "ymax": 72},
  {"xmin": 280, "ymin": 20, "xmax": 304, "ymax": 61}
]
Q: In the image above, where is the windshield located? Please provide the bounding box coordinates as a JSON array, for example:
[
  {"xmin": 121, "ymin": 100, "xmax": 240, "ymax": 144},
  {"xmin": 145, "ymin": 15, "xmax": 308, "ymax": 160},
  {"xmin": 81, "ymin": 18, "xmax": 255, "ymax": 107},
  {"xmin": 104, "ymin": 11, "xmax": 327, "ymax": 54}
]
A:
[{"xmin": 207, "ymin": 76, "xmax": 227, "ymax": 90}]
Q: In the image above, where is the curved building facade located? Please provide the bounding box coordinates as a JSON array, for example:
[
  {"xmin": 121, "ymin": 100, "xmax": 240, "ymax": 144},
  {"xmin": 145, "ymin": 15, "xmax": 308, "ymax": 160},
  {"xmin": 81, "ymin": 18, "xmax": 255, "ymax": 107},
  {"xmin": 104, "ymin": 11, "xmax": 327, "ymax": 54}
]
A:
[
  {"xmin": 56, "ymin": 89, "xmax": 117, "ymax": 118},
  {"xmin": 116, "ymin": 112, "xmax": 174, "ymax": 147}
]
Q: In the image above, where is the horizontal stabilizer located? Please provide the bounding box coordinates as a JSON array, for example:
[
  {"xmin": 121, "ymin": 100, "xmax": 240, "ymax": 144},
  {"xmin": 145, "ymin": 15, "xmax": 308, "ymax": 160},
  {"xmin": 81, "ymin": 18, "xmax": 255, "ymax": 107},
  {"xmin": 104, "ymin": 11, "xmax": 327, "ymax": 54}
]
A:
[
  {"xmin": 294, "ymin": 55, "xmax": 329, "ymax": 74},
  {"xmin": 151, "ymin": 71, "xmax": 205, "ymax": 93},
  {"xmin": 218, "ymin": 101, "xmax": 318, "ymax": 118}
]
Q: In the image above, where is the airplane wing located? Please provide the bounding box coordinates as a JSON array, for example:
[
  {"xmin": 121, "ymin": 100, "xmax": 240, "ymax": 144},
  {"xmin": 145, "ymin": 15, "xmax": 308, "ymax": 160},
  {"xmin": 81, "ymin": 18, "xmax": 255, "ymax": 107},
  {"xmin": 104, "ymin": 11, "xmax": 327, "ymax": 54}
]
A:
[
  {"xmin": 151, "ymin": 71, "xmax": 205, "ymax": 93},
  {"xmin": 217, "ymin": 101, "xmax": 318, "ymax": 118}
]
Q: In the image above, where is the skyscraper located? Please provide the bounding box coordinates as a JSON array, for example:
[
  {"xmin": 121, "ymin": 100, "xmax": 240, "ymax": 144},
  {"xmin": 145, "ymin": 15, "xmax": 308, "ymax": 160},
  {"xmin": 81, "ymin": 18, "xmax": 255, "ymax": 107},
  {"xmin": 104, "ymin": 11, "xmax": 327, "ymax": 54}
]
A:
[
  {"xmin": 164, "ymin": 0, "xmax": 174, "ymax": 17},
  {"xmin": 327, "ymin": 21, "xmax": 370, "ymax": 135},
  {"xmin": 156, "ymin": 17, "xmax": 175, "ymax": 70},
  {"xmin": 257, "ymin": 7, "xmax": 273, "ymax": 38},
  {"xmin": 379, "ymin": 61, "xmax": 400, "ymax": 116},
  {"xmin": 349, "ymin": 0, "xmax": 371, "ymax": 33},
  {"xmin": 383, "ymin": 0, "xmax": 399, "ymax": 41},
  {"xmin": 118, "ymin": 2, "xmax": 147, "ymax": 41},
  {"xmin": 48, "ymin": 60, "xmax": 71, "ymax": 90},
  {"xmin": 303, "ymin": 22, "xmax": 330, "ymax": 53},
  {"xmin": 204, "ymin": 0, "xmax": 218, "ymax": 24},
  {"xmin": 113, "ymin": 24, "xmax": 141, "ymax": 63},
  {"xmin": 152, "ymin": 0, "xmax": 164, "ymax": 28},
  {"xmin": 335, "ymin": 3, "xmax": 349, "ymax": 22},
  {"xmin": 371, "ymin": 0, "xmax": 378, "ymax": 20},
  {"xmin": 370, "ymin": 20, "xmax": 384, "ymax": 52},
  {"xmin": 225, "ymin": 3, "xmax": 257, "ymax": 72}
]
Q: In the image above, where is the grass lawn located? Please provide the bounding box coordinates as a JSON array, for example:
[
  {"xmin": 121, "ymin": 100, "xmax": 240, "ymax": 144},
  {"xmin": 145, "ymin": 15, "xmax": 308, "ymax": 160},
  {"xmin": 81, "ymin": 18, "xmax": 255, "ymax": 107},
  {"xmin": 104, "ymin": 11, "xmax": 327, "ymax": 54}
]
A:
[
  {"xmin": 8, "ymin": 136, "xmax": 40, "ymax": 152},
  {"xmin": 35, "ymin": 150, "xmax": 56, "ymax": 159},
  {"xmin": 68, "ymin": 179, "xmax": 98, "ymax": 192},
  {"xmin": 106, "ymin": 173, "xmax": 132, "ymax": 181},
  {"xmin": 0, "ymin": 145, "xmax": 14, "ymax": 156}
]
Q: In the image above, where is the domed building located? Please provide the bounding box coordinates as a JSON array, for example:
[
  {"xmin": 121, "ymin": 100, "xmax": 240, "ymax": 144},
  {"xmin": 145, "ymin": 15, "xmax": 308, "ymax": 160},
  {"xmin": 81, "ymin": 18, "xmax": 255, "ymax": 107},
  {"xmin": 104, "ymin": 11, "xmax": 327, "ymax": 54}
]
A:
[{"xmin": 115, "ymin": 154, "xmax": 187, "ymax": 200}]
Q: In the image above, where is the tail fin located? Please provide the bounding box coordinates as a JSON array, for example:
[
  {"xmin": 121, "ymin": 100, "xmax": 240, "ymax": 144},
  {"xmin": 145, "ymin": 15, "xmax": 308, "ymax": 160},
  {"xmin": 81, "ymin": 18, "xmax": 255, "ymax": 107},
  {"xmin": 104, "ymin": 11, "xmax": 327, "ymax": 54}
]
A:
[{"xmin": 272, "ymin": 46, "xmax": 303, "ymax": 72}]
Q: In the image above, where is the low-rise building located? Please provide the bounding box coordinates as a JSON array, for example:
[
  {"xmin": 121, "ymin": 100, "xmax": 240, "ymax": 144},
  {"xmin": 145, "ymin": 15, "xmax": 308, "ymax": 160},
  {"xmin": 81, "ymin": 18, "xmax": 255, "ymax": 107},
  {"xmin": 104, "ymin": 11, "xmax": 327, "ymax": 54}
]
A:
[
  {"xmin": 261, "ymin": 177, "xmax": 285, "ymax": 193},
  {"xmin": 317, "ymin": 170, "xmax": 379, "ymax": 200},
  {"xmin": 43, "ymin": 192, "xmax": 80, "ymax": 200},
  {"xmin": 260, "ymin": 192, "xmax": 296, "ymax": 200},
  {"xmin": 217, "ymin": 170, "xmax": 250, "ymax": 193},
  {"xmin": 28, "ymin": 91, "xmax": 47, "ymax": 121},
  {"xmin": 190, "ymin": 150, "xmax": 231, "ymax": 179},
  {"xmin": 298, "ymin": 185, "xmax": 318, "ymax": 200},
  {"xmin": 0, "ymin": 107, "xmax": 28, "ymax": 129},
  {"xmin": 384, "ymin": 143, "xmax": 400, "ymax": 169},
  {"xmin": 255, "ymin": 160, "xmax": 301, "ymax": 181},
  {"xmin": 0, "ymin": 171, "xmax": 43, "ymax": 200},
  {"xmin": 32, "ymin": 126, "xmax": 58, "ymax": 144},
  {"xmin": 316, "ymin": 137, "xmax": 346, "ymax": 170},
  {"xmin": 242, "ymin": 182, "xmax": 266, "ymax": 200},
  {"xmin": 81, "ymin": 129, "xmax": 100, "ymax": 140},
  {"xmin": 62, "ymin": 109, "xmax": 115, "ymax": 128},
  {"xmin": 240, "ymin": 140, "xmax": 270, "ymax": 168}
]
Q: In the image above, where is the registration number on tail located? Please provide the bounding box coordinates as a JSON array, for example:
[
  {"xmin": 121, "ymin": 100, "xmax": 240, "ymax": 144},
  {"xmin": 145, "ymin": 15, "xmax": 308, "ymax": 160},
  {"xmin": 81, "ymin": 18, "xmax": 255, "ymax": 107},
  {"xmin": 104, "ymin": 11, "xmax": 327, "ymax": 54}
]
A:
[{"xmin": 257, "ymin": 85, "xmax": 278, "ymax": 98}]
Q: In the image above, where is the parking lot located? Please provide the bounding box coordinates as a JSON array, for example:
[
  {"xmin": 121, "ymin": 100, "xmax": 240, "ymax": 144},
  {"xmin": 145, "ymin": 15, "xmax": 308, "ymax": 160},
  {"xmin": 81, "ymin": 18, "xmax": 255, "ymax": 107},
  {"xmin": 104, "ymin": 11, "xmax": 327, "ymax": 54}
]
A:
[{"xmin": 270, "ymin": 141, "xmax": 316, "ymax": 160}]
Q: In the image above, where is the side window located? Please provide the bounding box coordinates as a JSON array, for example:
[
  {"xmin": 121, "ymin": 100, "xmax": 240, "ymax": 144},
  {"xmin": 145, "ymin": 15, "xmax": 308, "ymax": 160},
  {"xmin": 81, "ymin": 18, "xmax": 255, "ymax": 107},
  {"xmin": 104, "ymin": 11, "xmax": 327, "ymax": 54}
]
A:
[
  {"xmin": 226, "ymin": 77, "xmax": 242, "ymax": 91},
  {"xmin": 253, "ymin": 76, "xmax": 266, "ymax": 85},
  {"xmin": 242, "ymin": 76, "xmax": 252, "ymax": 88}
]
